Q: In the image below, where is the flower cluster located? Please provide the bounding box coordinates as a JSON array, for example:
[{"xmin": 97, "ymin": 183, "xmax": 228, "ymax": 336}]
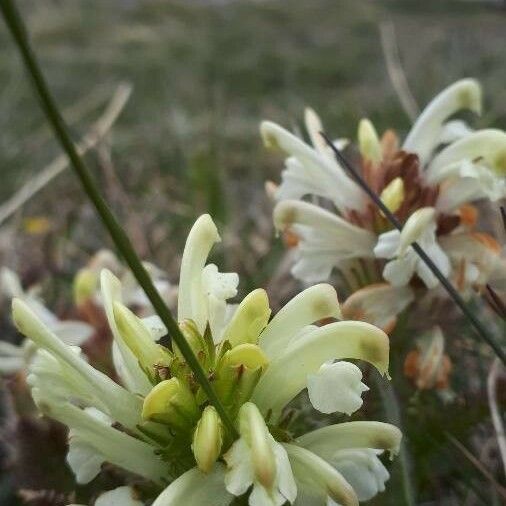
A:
[
  {"xmin": 0, "ymin": 267, "xmax": 93, "ymax": 375},
  {"xmin": 12, "ymin": 214, "xmax": 401, "ymax": 505},
  {"xmin": 262, "ymin": 79, "xmax": 506, "ymax": 333}
]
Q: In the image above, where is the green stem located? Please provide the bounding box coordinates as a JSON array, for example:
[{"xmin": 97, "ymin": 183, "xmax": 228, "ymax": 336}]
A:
[
  {"xmin": 0, "ymin": 0, "xmax": 238, "ymax": 438},
  {"xmin": 374, "ymin": 373, "xmax": 416, "ymax": 506}
]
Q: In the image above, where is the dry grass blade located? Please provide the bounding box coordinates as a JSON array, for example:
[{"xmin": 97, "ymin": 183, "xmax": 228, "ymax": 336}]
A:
[
  {"xmin": 446, "ymin": 433, "xmax": 506, "ymax": 501},
  {"xmin": 15, "ymin": 83, "xmax": 114, "ymax": 155},
  {"xmin": 379, "ymin": 20, "xmax": 419, "ymax": 123},
  {"xmin": 0, "ymin": 83, "xmax": 132, "ymax": 226}
]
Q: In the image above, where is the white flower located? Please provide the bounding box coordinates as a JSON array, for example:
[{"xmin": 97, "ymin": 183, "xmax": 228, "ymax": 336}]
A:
[
  {"xmin": 342, "ymin": 283, "xmax": 414, "ymax": 334},
  {"xmin": 95, "ymin": 486, "xmax": 144, "ymax": 506},
  {"xmin": 201, "ymin": 263, "xmax": 239, "ymax": 342},
  {"xmin": 151, "ymin": 465, "xmax": 233, "ymax": 506},
  {"xmin": 263, "ymin": 78, "xmax": 505, "ymax": 299},
  {"xmin": 439, "ymin": 231, "xmax": 503, "ymax": 290},
  {"xmin": 261, "ymin": 113, "xmax": 363, "ymax": 214},
  {"xmin": 67, "ymin": 408, "xmax": 114, "ymax": 484},
  {"xmin": 374, "ymin": 208, "xmax": 450, "ymax": 289},
  {"xmin": 177, "ymin": 214, "xmax": 238, "ymax": 338},
  {"xmin": 331, "ymin": 449, "xmax": 389, "ymax": 502},
  {"xmin": 294, "ymin": 421, "xmax": 402, "ymax": 505},
  {"xmin": 13, "ymin": 214, "xmax": 400, "ymax": 505},
  {"xmin": 40, "ymin": 398, "xmax": 167, "ymax": 485},
  {"xmin": 253, "ymin": 320, "xmax": 390, "ymax": 420},
  {"xmin": 69, "ymin": 486, "xmax": 144, "ymax": 506},
  {"xmin": 16, "ymin": 300, "xmax": 143, "ymax": 431},
  {"xmin": 307, "ymin": 361, "xmax": 369, "ymax": 415},
  {"xmin": 0, "ymin": 267, "xmax": 93, "ymax": 375},
  {"xmin": 224, "ymin": 403, "xmax": 297, "ymax": 506},
  {"xmin": 402, "ymin": 79, "xmax": 481, "ymax": 166},
  {"xmin": 154, "ymin": 413, "xmax": 401, "ymax": 506},
  {"xmin": 426, "ymin": 129, "xmax": 506, "ymax": 211},
  {"xmin": 74, "ymin": 249, "xmax": 176, "ymax": 317},
  {"xmin": 273, "ymin": 199, "xmax": 376, "ymax": 284}
]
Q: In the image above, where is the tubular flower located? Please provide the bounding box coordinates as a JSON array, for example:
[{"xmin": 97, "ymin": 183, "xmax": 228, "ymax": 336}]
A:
[
  {"xmin": 262, "ymin": 79, "xmax": 506, "ymax": 321},
  {"xmin": 404, "ymin": 326, "xmax": 453, "ymax": 394},
  {"xmin": 12, "ymin": 214, "xmax": 400, "ymax": 505},
  {"xmin": 0, "ymin": 267, "xmax": 93, "ymax": 375},
  {"xmin": 73, "ymin": 249, "xmax": 176, "ymax": 316}
]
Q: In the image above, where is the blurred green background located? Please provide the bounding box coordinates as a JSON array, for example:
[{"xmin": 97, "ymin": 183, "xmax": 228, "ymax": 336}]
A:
[
  {"xmin": 1, "ymin": 0, "xmax": 505, "ymax": 288},
  {"xmin": 0, "ymin": 0, "xmax": 505, "ymax": 505}
]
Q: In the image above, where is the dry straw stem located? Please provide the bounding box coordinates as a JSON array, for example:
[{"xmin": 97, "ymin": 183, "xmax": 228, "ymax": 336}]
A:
[
  {"xmin": 446, "ymin": 433, "xmax": 506, "ymax": 501},
  {"xmin": 379, "ymin": 20, "xmax": 419, "ymax": 123},
  {"xmin": 13, "ymin": 83, "xmax": 115, "ymax": 156},
  {"xmin": 0, "ymin": 83, "xmax": 132, "ymax": 226}
]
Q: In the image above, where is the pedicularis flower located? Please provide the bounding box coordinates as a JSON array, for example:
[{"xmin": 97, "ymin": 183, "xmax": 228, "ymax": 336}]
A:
[
  {"xmin": 73, "ymin": 248, "xmax": 176, "ymax": 316},
  {"xmin": 12, "ymin": 214, "xmax": 401, "ymax": 506},
  {"xmin": 262, "ymin": 79, "xmax": 506, "ymax": 332},
  {"xmin": 0, "ymin": 267, "xmax": 93, "ymax": 375},
  {"xmin": 404, "ymin": 326, "xmax": 453, "ymax": 397}
]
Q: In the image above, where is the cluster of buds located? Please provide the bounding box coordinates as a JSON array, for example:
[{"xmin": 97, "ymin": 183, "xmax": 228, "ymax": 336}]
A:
[{"xmin": 12, "ymin": 214, "xmax": 401, "ymax": 506}]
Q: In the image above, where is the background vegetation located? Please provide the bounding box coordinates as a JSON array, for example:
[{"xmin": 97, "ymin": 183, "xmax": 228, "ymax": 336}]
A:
[{"xmin": 0, "ymin": 1, "xmax": 505, "ymax": 505}]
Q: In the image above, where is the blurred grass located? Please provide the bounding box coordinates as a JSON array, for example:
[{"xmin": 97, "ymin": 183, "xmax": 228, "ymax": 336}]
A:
[
  {"xmin": 1, "ymin": 0, "xmax": 505, "ymax": 272},
  {"xmin": 1, "ymin": 0, "xmax": 506, "ymax": 504}
]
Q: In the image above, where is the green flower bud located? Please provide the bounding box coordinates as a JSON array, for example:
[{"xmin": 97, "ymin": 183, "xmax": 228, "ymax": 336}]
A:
[
  {"xmin": 142, "ymin": 378, "xmax": 199, "ymax": 434},
  {"xmin": 221, "ymin": 289, "xmax": 271, "ymax": 347},
  {"xmin": 73, "ymin": 268, "xmax": 97, "ymax": 306},
  {"xmin": 358, "ymin": 118, "xmax": 382, "ymax": 165},
  {"xmin": 214, "ymin": 344, "xmax": 269, "ymax": 417},
  {"xmin": 238, "ymin": 402, "xmax": 276, "ymax": 489},
  {"xmin": 380, "ymin": 177, "xmax": 405, "ymax": 214},
  {"xmin": 113, "ymin": 302, "xmax": 172, "ymax": 383},
  {"xmin": 192, "ymin": 406, "xmax": 224, "ymax": 473},
  {"xmin": 175, "ymin": 319, "xmax": 212, "ymax": 369}
]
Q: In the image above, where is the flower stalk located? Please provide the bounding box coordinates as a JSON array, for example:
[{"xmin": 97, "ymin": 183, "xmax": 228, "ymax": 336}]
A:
[
  {"xmin": 320, "ymin": 132, "xmax": 506, "ymax": 366},
  {"xmin": 0, "ymin": 0, "xmax": 238, "ymax": 437}
]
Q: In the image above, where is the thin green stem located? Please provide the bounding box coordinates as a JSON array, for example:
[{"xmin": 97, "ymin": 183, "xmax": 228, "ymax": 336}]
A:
[
  {"xmin": 321, "ymin": 132, "xmax": 506, "ymax": 366},
  {"xmin": 374, "ymin": 372, "xmax": 416, "ymax": 506},
  {"xmin": 0, "ymin": 0, "xmax": 238, "ymax": 438}
]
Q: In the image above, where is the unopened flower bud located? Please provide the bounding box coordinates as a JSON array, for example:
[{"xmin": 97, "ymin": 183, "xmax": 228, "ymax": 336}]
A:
[
  {"xmin": 238, "ymin": 402, "xmax": 276, "ymax": 489},
  {"xmin": 73, "ymin": 269, "xmax": 97, "ymax": 306},
  {"xmin": 192, "ymin": 406, "xmax": 224, "ymax": 473},
  {"xmin": 221, "ymin": 289, "xmax": 271, "ymax": 348},
  {"xmin": 215, "ymin": 344, "xmax": 269, "ymax": 417},
  {"xmin": 223, "ymin": 343, "xmax": 269, "ymax": 369},
  {"xmin": 113, "ymin": 302, "xmax": 172, "ymax": 382},
  {"xmin": 142, "ymin": 378, "xmax": 199, "ymax": 433},
  {"xmin": 380, "ymin": 177, "xmax": 405, "ymax": 214},
  {"xmin": 358, "ymin": 119, "xmax": 382, "ymax": 165},
  {"xmin": 175, "ymin": 319, "xmax": 212, "ymax": 368}
]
